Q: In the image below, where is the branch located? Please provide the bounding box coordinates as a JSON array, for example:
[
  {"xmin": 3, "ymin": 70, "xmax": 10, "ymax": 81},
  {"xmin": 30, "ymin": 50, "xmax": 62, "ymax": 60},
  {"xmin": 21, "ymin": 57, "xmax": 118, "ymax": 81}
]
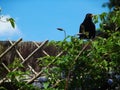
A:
[{"xmin": 64, "ymin": 41, "xmax": 91, "ymax": 90}]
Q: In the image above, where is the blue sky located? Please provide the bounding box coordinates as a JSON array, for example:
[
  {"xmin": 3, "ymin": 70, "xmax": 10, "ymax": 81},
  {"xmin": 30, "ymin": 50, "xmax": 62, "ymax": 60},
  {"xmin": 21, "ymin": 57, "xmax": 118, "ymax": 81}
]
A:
[{"xmin": 0, "ymin": 0, "xmax": 109, "ymax": 41}]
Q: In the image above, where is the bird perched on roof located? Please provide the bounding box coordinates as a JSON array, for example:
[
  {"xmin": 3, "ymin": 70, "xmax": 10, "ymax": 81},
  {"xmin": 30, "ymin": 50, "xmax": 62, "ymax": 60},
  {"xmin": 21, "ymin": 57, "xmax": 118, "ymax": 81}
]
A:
[{"xmin": 79, "ymin": 13, "xmax": 96, "ymax": 39}]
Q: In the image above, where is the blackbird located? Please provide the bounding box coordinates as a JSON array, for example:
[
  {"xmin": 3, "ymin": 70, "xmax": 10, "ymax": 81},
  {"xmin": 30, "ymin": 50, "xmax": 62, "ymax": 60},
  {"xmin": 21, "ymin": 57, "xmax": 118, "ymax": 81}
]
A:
[{"xmin": 79, "ymin": 13, "xmax": 96, "ymax": 39}]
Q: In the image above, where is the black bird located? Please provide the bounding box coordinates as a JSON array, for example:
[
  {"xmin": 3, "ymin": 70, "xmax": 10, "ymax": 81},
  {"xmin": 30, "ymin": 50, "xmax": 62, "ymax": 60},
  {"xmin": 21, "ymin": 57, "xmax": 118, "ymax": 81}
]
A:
[{"xmin": 79, "ymin": 13, "xmax": 96, "ymax": 39}]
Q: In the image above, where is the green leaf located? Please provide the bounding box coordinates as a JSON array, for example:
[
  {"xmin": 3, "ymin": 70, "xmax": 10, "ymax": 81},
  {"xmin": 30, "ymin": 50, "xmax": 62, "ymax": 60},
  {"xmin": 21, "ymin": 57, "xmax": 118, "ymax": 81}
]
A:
[
  {"xmin": 93, "ymin": 15, "xmax": 99, "ymax": 24},
  {"xmin": 8, "ymin": 18, "xmax": 15, "ymax": 28},
  {"xmin": 99, "ymin": 12, "xmax": 107, "ymax": 21},
  {"xmin": 43, "ymin": 82, "xmax": 50, "ymax": 89}
]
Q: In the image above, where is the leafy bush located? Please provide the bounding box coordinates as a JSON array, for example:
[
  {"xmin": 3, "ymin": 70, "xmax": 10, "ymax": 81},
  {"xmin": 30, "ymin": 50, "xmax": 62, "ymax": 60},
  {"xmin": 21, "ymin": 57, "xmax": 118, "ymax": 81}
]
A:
[
  {"xmin": 1, "ymin": 5, "xmax": 120, "ymax": 90},
  {"xmin": 38, "ymin": 10, "xmax": 120, "ymax": 89}
]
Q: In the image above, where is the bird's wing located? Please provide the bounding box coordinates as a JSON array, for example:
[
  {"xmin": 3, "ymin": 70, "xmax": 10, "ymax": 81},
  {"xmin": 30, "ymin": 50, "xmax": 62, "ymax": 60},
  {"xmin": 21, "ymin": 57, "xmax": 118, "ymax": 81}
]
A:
[
  {"xmin": 79, "ymin": 24, "xmax": 88, "ymax": 39},
  {"xmin": 79, "ymin": 24, "xmax": 85, "ymax": 34}
]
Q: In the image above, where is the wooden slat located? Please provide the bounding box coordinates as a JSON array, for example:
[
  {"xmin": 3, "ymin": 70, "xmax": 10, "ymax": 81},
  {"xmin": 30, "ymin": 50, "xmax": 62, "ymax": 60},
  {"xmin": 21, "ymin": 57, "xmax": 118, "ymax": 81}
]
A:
[
  {"xmin": 33, "ymin": 41, "xmax": 39, "ymax": 47},
  {"xmin": 13, "ymin": 40, "xmax": 49, "ymax": 71},
  {"xmin": 28, "ymin": 65, "xmax": 37, "ymax": 75},
  {"xmin": 33, "ymin": 41, "xmax": 50, "ymax": 56},
  {"xmin": 42, "ymin": 50, "xmax": 50, "ymax": 56},
  {"xmin": 8, "ymin": 40, "xmax": 25, "ymax": 61},
  {"xmin": 24, "ymin": 40, "xmax": 49, "ymax": 62},
  {"xmin": 0, "ymin": 38, "xmax": 22, "ymax": 59},
  {"xmin": 2, "ymin": 63, "xmax": 10, "ymax": 72},
  {"xmin": 27, "ymin": 51, "xmax": 63, "ymax": 84}
]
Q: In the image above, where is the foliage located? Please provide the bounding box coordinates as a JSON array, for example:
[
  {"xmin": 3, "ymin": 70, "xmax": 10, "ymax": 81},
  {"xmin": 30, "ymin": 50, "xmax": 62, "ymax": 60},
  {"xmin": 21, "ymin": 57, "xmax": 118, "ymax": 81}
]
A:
[
  {"xmin": 102, "ymin": 0, "xmax": 120, "ymax": 10},
  {"xmin": 0, "ymin": 8, "xmax": 15, "ymax": 28},
  {"xmin": 1, "ymin": 30, "xmax": 119, "ymax": 89},
  {"xmin": 37, "ymin": 7, "xmax": 120, "ymax": 89},
  {"xmin": 93, "ymin": 8, "xmax": 120, "ymax": 39},
  {"xmin": 7, "ymin": 18, "xmax": 15, "ymax": 28},
  {"xmin": 100, "ymin": 9, "xmax": 120, "ymax": 33},
  {"xmin": 1, "ymin": 1, "xmax": 120, "ymax": 89},
  {"xmin": 38, "ymin": 32, "xmax": 120, "ymax": 90},
  {"xmin": 98, "ymin": 0, "xmax": 120, "ymax": 39},
  {"xmin": 0, "ymin": 58, "xmax": 39, "ymax": 90}
]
